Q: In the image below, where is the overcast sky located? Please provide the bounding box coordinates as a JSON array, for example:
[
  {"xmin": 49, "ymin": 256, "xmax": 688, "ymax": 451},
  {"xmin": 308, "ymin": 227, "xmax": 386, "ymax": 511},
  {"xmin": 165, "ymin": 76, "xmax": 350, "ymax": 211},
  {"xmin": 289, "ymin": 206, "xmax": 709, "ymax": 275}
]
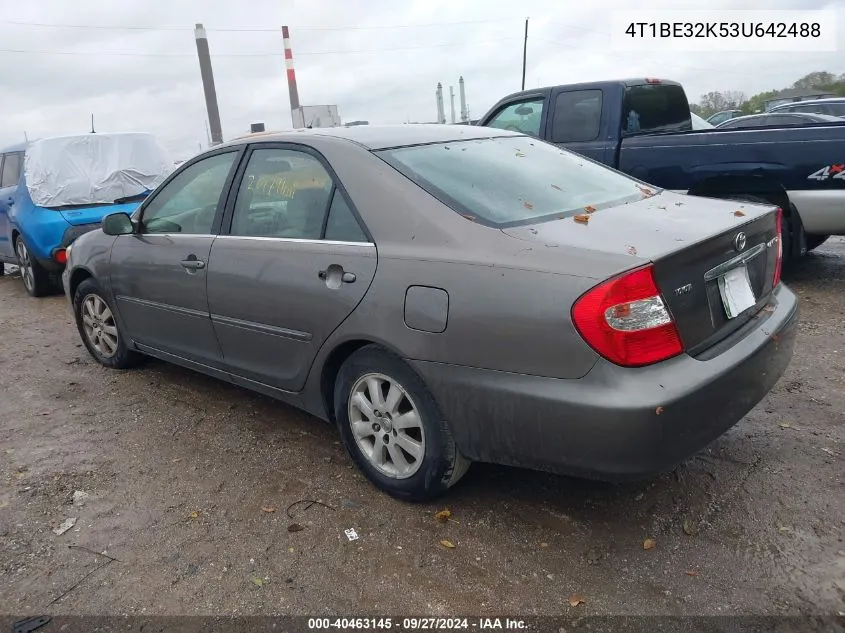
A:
[{"xmin": 1, "ymin": 0, "xmax": 843, "ymax": 160}]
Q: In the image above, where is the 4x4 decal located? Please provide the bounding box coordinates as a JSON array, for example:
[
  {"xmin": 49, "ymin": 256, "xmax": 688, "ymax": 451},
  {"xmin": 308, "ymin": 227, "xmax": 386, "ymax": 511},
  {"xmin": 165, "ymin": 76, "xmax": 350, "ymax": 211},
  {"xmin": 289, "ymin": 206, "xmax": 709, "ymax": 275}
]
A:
[{"xmin": 807, "ymin": 164, "xmax": 845, "ymax": 180}]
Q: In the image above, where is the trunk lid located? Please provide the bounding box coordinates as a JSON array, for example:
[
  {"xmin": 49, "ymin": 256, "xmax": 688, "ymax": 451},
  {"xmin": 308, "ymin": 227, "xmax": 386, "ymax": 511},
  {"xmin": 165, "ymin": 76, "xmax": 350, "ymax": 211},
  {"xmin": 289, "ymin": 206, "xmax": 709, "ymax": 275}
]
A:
[{"xmin": 501, "ymin": 191, "xmax": 780, "ymax": 354}]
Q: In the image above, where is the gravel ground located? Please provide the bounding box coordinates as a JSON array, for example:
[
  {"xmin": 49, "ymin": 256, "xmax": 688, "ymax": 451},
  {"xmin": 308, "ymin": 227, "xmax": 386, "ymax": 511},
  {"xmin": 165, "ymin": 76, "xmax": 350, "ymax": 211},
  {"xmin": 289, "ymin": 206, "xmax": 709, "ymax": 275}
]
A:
[{"xmin": 0, "ymin": 241, "xmax": 843, "ymax": 618}]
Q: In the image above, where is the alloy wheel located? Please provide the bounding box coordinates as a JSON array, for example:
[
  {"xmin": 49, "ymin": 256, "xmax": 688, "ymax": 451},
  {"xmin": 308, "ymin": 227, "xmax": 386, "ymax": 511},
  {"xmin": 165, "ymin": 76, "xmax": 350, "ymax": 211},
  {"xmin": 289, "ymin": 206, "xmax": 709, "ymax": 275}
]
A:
[
  {"xmin": 81, "ymin": 294, "xmax": 119, "ymax": 358},
  {"xmin": 15, "ymin": 239, "xmax": 34, "ymax": 293},
  {"xmin": 348, "ymin": 373, "xmax": 426, "ymax": 479}
]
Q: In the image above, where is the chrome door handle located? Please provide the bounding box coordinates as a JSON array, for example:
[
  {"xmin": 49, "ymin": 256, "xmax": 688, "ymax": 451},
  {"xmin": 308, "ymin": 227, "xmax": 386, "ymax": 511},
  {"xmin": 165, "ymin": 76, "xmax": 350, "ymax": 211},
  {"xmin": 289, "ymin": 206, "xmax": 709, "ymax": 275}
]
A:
[{"xmin": 181, "ymin": 259, "xmax": 205, "ymax": 270}]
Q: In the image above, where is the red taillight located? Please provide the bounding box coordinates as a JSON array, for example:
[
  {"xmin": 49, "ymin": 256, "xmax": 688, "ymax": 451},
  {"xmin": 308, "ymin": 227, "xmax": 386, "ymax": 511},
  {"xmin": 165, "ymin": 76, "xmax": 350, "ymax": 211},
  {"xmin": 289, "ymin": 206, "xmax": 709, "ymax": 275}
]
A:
[
  {"xmin": 645, "ymin": 77, "xmax": 662, "ymax": 84},
  {"xmin": 772, "ymin": 208, "xmax": 783, "ymax": 288},
  {"xmin": 572, "ymin": 265, "xmax": 683, "ymax": 368},
  {"xmin": 53, "ymin": 248, "xmax": 67, "ymax": 264}
]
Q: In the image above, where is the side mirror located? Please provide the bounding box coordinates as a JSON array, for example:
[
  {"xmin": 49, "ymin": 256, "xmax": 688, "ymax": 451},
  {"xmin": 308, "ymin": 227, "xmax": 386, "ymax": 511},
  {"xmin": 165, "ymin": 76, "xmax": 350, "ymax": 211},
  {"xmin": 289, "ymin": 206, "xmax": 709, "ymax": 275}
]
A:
[
  {"xmin": 514, "ymin": 106, "xmax": 534, "ymax": 116},
  {"xmin": 102, "ymin": 212, "xmax": 135, "ymax": 236}
]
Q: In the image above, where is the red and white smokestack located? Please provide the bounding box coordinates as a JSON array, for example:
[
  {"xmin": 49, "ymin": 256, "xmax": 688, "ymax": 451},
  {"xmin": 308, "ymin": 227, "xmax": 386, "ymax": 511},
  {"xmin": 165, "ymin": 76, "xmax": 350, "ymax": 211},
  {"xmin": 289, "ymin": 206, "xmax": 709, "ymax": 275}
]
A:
[{"xmin": 282, "ymin": 26, "xmax": 301, "ymax": 124}]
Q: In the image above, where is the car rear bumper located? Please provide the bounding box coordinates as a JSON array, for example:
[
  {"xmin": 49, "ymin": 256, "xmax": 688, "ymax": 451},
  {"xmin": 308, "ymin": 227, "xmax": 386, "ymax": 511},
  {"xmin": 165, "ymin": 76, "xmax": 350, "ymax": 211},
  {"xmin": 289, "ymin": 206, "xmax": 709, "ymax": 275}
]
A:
[{"xmin": 411, "ymin": 284, "xmax": 798, "ymax": 479}]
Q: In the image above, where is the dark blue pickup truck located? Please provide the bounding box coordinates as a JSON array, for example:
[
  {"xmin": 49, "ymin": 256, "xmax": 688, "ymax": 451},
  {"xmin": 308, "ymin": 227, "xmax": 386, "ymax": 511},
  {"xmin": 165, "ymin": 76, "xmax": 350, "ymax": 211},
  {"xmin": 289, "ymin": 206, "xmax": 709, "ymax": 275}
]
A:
[{"xmin": 478, "ymin": 78, "xmax": 845, "ymax": 258}]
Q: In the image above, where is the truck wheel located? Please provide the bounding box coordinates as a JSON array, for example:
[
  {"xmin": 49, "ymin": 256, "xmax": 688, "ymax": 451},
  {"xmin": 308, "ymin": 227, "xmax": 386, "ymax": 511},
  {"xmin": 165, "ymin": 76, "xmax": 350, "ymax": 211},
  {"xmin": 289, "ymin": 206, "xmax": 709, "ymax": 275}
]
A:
[
  {"xmin": 805, "ymin": 235, "xmax": 829, "ymax": 252},
  {"xmin": 727, "ymin": 195, "xmax": 798, "ymax": 262},
  {"xmin": 334, "ymin": 345, "xmax": 471, "ymax": 501},
  {"xmin": 15, "ymin": 235, "xmax": 53, "ymax": 297}
]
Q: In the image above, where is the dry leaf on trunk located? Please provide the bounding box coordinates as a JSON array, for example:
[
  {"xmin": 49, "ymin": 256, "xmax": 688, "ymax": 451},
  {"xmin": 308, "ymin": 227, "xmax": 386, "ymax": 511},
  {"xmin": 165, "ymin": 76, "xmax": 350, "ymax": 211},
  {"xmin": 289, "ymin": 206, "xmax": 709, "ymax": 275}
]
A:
[
  {"xmin": 734, "ymin": 210, "xmax": 746, "ymax": 217},
  {"xmin": 584, "ymin": 205, "xmax": 597, "ymax": 213},
  {"xmin": 574, "ymin": 214, "xmax": 590, "ymax": 224}
]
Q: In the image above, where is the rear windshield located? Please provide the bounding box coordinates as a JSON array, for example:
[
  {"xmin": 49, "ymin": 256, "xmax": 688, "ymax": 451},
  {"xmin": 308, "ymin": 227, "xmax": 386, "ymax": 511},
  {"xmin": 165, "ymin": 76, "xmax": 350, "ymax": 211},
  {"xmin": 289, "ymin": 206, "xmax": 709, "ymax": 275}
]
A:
[
  {"xmin": 376, "ymin": 136, "xmax": 649, "ymax": 227},
  {"xmin": 622, "ymin": 83, "xmax": 691, "ymax": 136}
]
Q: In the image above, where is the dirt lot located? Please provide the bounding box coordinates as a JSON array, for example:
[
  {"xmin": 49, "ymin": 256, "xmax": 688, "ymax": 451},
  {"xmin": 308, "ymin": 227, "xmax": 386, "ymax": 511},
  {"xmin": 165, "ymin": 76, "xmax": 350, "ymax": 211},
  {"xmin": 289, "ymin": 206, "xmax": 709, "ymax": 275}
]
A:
[{"xmin": 0, "ymin": 241, "xmax": 843, "ymax": 618}]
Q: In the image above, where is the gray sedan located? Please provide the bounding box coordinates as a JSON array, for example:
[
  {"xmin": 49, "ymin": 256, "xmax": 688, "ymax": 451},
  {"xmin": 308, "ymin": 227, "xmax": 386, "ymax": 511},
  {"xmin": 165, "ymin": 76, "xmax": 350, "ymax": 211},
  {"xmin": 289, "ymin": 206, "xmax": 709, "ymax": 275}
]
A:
[{"xmin": 62, "ymin": 125, "xmax": 798, "ymax": 500}]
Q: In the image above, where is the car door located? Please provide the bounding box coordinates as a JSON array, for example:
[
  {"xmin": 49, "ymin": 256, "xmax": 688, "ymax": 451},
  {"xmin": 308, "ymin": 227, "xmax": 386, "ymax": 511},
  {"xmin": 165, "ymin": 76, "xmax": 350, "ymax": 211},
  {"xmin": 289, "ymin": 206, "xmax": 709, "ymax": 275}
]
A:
[
  {"xmin": 206, "ymin": 144, "xmax": 377, "ymax": 392},
  {"xmin": 0, "ymin": 152, "xmax": 23, "ymax": 259},
  {"xmin": 547, "ymin": 88, "xmax": 609, "ymax": 163},
  {"xmin": 108, "ymin": 148, "xmax": 241, "ymax": 367}
]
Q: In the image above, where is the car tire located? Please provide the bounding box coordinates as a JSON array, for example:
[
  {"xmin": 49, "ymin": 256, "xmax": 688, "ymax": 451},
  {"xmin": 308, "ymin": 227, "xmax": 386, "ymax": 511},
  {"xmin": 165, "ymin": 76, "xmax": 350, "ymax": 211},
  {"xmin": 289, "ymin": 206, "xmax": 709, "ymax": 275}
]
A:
[
  {"xmin": 15, "ymin": 235, "xmax": 53, "ymax": 297},
  {"xmin": 334, "ymin": 345, "xmax": 471, "ymax": 501},
  {"xmin": 805, "ymin": 234, "xmax": 829, "ymax": 252},
  {"xmin": 73, "ymin": 278, "xmax": 141, "ymax": 370}
]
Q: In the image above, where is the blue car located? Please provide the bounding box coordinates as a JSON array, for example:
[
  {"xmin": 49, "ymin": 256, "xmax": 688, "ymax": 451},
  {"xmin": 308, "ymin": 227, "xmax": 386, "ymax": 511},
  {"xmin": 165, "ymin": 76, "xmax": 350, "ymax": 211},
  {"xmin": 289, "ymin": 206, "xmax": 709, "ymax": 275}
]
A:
[{"xmin": 0, "ymin": 133, "xmax": 172, "ymax": 296}]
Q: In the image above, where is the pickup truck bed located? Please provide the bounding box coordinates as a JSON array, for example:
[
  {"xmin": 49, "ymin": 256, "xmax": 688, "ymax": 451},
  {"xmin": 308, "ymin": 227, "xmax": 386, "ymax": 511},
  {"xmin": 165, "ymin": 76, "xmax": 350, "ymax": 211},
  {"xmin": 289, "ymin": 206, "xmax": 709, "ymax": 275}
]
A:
[{"xmin": 478, "ymin": 79, "xmax": 845, "ymax": 258}]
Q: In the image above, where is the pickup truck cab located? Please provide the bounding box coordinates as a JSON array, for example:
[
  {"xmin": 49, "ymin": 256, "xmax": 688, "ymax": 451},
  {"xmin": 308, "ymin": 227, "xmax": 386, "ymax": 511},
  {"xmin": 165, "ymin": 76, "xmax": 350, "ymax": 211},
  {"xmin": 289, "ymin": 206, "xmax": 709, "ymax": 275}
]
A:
[{"xmin": 478, "ymin": 78, "xmax": 845, "ymax": 258}]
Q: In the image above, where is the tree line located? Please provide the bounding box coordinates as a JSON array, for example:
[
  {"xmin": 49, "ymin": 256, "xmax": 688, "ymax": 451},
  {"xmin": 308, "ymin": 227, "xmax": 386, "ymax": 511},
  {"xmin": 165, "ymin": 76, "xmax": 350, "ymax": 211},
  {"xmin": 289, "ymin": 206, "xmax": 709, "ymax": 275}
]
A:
[{"xmin": 689, "ymin": 71, "xmax": 845, "ymax": 118}]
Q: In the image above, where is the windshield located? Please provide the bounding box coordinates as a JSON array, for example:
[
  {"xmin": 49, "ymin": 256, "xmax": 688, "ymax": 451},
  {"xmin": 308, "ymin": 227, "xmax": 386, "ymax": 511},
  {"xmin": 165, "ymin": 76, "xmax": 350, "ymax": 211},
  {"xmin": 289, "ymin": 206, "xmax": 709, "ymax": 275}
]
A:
[
  {"xmin": 377, "ymin": 136, "xmax": 651, "ymax": 227},
  {"xmin": 24, "ymin": 133, "xmax": 173, "ymax": 209}
]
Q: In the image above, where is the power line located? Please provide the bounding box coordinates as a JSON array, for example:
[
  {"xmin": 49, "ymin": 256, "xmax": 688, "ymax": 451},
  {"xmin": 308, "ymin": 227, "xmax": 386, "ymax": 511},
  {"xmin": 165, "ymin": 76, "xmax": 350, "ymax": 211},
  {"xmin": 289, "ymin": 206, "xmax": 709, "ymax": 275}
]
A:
[
  {"xmin": 0, "ymin": 17, "xmax": 523, "ymax": 33},
  {"xmin": 0, "ymin": 36, "xmax": 519, "ymax": 58}
]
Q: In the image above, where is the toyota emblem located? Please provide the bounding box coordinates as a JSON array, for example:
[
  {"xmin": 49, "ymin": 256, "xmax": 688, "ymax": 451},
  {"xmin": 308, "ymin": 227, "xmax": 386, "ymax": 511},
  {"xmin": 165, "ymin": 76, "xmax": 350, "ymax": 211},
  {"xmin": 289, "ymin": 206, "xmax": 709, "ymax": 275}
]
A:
[{"xmin": 734, "ymin": 232, "xmax": 747, "ymax": 252}]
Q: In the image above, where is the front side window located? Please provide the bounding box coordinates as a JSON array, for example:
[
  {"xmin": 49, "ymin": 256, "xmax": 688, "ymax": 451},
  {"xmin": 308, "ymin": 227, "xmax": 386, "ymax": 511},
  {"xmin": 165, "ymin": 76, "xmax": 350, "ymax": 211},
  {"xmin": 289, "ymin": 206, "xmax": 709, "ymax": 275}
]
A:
[
  {"xmin": 486, "ymin": 99, "xmax": 545, "ymax": 137},
  {"xmin": 230, "ymin": 148, "xmax": 334, "ymax": 239},
  {"xmin": 378, "ymin": 136, "xmax": 647, "ymax": 227},
  {"xmin": 141, "ymin": 152, "xmax": 237, "ymax": 234},
  {"xmin": 1, "ymin": 152, "xmax": 22, "ymax": 188}
]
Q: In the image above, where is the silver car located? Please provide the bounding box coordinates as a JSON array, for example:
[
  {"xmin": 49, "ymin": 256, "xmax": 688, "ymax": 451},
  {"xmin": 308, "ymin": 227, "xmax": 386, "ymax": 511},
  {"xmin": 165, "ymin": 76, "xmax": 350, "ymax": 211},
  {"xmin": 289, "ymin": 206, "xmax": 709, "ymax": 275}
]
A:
[{"xmin": 62, "ymin": 125, "xmax": 798, "ymax": 500}]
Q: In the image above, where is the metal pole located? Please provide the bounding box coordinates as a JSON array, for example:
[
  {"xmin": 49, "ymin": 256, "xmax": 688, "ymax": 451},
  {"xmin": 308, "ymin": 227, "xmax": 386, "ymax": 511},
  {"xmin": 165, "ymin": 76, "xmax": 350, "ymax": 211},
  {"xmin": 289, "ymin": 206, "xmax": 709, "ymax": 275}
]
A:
[
  {"xmin": 521, "ymin": 18, "xmax": 528, "ymax": 91},
  {"xmin": 194, "ymin": 24, "xmax": 223, "ymax": 145}
]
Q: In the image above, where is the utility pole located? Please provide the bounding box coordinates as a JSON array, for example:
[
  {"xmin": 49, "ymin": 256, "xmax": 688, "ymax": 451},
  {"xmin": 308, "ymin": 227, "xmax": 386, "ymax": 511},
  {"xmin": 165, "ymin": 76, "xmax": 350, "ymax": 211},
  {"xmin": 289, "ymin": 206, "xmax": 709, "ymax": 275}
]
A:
[
  {"xmin": 521, "ymin": 18, "xmax": 528, "ymax": 91},
  {"xmin": 194, "ymin": 24, "xmax": 223, "ymax": 145},
  {"xmin": 90, "ymin": 114, "xmax": 95, "ymax": 133},
  {"xmin": 23, "ymin": 131, "xmax": 28, "ymax": 142}
]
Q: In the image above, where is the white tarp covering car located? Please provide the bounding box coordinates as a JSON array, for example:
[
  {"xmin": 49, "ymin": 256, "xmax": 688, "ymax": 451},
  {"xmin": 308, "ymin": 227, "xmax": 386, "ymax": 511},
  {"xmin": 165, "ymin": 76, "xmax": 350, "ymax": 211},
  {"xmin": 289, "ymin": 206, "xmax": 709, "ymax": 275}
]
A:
[{"xmin": 23, "ymin": 133, "xmax": 173, "ymax": 208}]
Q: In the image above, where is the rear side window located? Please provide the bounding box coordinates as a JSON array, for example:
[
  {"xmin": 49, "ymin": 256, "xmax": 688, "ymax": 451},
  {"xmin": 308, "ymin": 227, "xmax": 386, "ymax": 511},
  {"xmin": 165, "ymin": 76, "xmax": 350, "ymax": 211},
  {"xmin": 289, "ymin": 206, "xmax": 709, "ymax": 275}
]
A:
[
  {"xmin": 622, "ymin": 84, "xmax": 691, "ymax": 135},
  {"xmin": 551, "ymin": 90, "xmax": 602, "ymax": 143},
  {"xmin": 822, "ymin": 103, "xmax": 845, "ymax": 117},
  {"xmin": 324, "ymin": 190, "xmax": 368, "ymax": 242},
  {"xmin": 1, "ymin": 152, "xmax": 22, "ymax": 188}
]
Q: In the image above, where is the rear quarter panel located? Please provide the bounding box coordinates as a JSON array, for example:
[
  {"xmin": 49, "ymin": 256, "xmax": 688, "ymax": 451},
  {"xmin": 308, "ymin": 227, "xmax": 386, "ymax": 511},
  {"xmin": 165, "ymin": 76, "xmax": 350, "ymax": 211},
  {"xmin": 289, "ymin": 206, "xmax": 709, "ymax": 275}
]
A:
[{"xmin": 300, "ymin": 136, "xmax": 606, "ymax": 383}]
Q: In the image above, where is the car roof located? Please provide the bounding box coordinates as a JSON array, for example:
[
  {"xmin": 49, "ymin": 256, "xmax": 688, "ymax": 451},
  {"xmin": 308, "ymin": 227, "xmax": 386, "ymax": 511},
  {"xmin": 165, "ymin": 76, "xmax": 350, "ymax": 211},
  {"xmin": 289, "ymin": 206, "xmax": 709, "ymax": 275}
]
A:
[
  {"xmin": 771, "ymin": 98, "xmax": 845, "ymax": 110},
  {"xmin": 720, "ymin": 112, "xmax": 840, "ymax": 125},
  {"xmin": 219, "ymin": 124, "xmax": 518, "ymax": 151},
  {"xmin": 0, "ymin": 141, "xmax": 27, "ymax": 153}
]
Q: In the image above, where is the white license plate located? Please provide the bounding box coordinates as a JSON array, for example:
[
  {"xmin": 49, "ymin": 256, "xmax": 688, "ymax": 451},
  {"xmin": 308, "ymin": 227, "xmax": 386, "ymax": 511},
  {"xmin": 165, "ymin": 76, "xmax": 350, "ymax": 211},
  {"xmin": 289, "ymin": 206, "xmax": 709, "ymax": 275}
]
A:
[{"xmin": 718, "ymin": 265, "xmax": 756, "ymax": 319}]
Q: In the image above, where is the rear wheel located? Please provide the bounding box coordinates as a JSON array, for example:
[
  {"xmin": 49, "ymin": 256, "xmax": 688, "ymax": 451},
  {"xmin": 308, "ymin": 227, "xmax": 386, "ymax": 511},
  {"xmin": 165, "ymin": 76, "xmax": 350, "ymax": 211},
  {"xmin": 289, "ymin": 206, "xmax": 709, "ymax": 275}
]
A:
[
  {"xmin": 73, "ymin": 278, "xmax": 141, "ymax": 369},
  {"xmin": 15, "ymin": 235, "xmax": 52, "ymax": 297},
  {"xmin": 334, "ymin": 345, "xmax": 470, "ymax": 501}
]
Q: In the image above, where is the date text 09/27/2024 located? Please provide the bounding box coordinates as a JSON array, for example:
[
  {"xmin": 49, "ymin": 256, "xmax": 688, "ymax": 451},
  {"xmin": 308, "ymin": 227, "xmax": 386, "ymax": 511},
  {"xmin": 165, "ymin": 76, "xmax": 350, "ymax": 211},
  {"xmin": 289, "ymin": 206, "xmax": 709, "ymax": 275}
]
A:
[{"xmin": 307, "ymin": 618, "xmax": 527, "ymax": 630}]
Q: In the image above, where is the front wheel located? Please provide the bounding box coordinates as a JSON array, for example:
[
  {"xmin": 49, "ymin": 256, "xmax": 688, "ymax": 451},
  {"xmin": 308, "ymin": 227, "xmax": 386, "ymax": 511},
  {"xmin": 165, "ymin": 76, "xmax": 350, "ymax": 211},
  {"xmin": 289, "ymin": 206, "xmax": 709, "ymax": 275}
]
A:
[
  {"xmin": 73, "ymin": 278, "xmax": 141, "ymax": 369},
  {"xmin": 334, "ymin": 345, "xmax": 470, "ymax": 501},
  {"xmin": 15, "ymin": 236, "xmax": 52, "ymax": 297}
]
